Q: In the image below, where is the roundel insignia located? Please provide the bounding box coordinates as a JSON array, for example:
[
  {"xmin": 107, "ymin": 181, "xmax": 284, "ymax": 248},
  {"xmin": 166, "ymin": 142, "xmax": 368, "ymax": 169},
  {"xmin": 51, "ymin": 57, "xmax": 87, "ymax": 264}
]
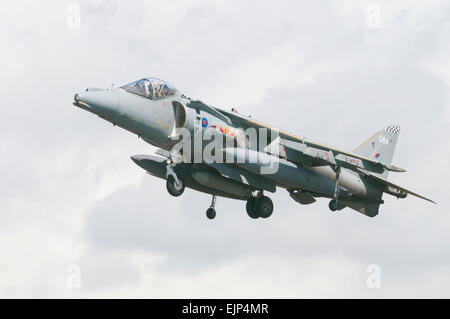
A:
[{"xmin": 201, "ymin": 117, "xmax": 208, "ymax": 128}]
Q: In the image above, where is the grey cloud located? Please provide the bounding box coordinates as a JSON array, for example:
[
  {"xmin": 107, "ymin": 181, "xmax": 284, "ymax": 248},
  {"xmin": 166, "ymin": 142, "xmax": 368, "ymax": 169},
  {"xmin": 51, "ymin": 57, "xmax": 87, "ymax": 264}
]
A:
[{"xmin": 1, "ymin": 0, "xmax": 450, "ymax": 297}]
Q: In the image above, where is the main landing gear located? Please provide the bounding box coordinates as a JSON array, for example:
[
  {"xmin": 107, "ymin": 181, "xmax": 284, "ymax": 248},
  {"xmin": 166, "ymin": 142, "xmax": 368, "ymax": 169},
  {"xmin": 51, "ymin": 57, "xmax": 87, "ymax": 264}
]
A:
[
  {"xmin": 205, "ymin": 193, "xmax": 274, "ymax": 221},
  {"xmin": 329, "ymin": 165, "xmax": 341, "ymax": 212},
  {"xmin": 165, "ymin": 152, "xmax": 274, "ymax": 220},
  {"xmin": 246, "ymin": 192, "xmax": 274, "ymax": 219}
]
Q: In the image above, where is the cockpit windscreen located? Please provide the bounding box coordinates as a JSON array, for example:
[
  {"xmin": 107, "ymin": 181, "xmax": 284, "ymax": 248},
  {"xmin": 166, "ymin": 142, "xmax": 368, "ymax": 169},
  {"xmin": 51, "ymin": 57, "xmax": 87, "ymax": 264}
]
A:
[{"xmin": 121, "ymin": 77, "xmax": 178, "ymax": 100}]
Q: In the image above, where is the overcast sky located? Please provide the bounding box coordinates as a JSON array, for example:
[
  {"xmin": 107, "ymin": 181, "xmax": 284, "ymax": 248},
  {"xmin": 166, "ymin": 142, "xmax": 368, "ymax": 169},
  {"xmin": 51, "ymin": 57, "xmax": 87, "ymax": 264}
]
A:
[{"xmin": 1, "ymin": 0, "xmax": 449, "ymax": 298}]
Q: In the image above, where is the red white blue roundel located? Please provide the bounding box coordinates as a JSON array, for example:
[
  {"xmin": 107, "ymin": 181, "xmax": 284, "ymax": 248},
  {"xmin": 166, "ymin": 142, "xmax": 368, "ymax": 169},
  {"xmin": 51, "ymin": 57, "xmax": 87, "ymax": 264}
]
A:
[{"xmin": 201, "ymin": 117, "xmax": 208, "ymax": 127}]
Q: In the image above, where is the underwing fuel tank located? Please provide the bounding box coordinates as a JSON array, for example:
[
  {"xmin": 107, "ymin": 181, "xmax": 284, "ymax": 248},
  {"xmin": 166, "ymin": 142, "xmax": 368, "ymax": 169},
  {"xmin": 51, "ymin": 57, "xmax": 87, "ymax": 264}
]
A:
[
  {"xmin": 130, "ymin": 154, "xmax": 251, "ymax": 200},
  {"xmin": 191, "ymin": 171, "xmax": 252, "ymax": 198}
]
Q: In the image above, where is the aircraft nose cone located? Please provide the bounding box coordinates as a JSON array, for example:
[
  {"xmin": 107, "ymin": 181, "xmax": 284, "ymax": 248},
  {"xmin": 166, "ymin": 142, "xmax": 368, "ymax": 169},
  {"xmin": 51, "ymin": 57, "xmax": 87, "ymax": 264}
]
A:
[{"xmin": 75, "ymin": 89, "xmax": 119, "ymax": 121}]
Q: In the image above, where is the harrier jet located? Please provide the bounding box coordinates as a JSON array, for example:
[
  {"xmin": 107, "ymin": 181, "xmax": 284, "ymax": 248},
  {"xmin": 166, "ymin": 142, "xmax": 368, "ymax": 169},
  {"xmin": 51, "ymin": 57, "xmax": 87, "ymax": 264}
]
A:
[{"xmin": 73, "ymin": 77, "xmax": 435, "ymax": 219}]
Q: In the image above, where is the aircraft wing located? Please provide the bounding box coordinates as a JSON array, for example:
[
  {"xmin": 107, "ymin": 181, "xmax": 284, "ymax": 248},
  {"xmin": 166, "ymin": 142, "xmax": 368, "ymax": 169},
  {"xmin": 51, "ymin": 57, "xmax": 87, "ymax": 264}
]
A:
[
  {"xmin": 360, "ymin": 171, "xmax": 436, "ymax": 204},
  {"xmin": 215, "ymin": 108, "xmax": 406, "ymax": 176},
  {"xmin": 187, "ymin": 100, "xmax": 232, "ymax": 124}
]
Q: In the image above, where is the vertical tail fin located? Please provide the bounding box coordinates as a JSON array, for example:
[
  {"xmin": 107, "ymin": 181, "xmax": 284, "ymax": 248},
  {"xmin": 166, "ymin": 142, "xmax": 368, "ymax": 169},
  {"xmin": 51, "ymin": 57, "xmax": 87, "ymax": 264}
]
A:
[{"xmin": 353, "ymin": 125, "xmax": 400, "ymax": 178}]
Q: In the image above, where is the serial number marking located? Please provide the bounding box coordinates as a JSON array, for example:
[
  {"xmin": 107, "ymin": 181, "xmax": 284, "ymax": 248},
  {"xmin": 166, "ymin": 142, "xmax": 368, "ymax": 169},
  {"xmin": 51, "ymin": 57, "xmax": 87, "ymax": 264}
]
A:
[
  {"xmin": 227, "ymin": 303, "xmax": 268, "ymax": 316},
  {"xmin": 378, "ymin": 135, "xmax": 389, "ymax": 145}
]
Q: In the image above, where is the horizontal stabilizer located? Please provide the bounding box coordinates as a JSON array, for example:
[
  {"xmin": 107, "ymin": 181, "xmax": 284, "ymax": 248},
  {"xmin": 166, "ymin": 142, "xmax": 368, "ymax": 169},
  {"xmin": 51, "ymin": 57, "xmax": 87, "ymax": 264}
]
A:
[{"xmin": 384, "ymin": 164, "xmax": 406, "ymax": 172}]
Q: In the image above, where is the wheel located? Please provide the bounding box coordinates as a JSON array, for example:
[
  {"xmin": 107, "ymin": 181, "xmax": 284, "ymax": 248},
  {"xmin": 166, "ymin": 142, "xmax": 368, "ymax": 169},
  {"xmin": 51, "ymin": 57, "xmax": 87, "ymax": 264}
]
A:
[
  {"xmin": 206, "ymin": 208, "xmax": 216, "ymax": 219},
  {"xmin": 246, "ymin": 197, "xmax": 259, "ymax": 219},
  {"xmin": 166, "ymin": 175, "xmax": 185, "ymax": 197},
  {"xmin": 329, "ymin": 199, "xmax": 338, "ymax": 211},
  {"xmin": 255, "ymin": 196, "xmax": 273, "ymax": 219}
]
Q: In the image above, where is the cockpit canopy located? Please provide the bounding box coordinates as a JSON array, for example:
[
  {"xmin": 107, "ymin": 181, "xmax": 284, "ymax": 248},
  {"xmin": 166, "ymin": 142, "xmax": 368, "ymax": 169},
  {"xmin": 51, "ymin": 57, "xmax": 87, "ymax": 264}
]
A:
[{"xmin": 121, "ymin": 77, "xmax": 179, "ymax": 100}]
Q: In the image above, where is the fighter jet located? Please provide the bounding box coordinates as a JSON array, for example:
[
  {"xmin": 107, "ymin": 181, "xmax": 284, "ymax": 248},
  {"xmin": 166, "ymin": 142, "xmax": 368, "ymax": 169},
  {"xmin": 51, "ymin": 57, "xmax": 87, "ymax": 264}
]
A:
[{"xmin": 73, "ymin": 77, "xmax": 435, "ymax": 219}]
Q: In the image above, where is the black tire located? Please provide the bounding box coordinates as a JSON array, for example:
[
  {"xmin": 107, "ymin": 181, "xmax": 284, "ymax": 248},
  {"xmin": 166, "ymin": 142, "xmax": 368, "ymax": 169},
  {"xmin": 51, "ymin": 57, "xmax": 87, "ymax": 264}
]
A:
[
  {"xmin": 206, "ymin": 208, "xmax": 216, "ymax": 219},
  {"xmin": 246, "ymin": 197, "xmax": 259, "ymax": 219},
  {"xmin": 255, "ymin": 196, "xmax": 273, "ymax": 219},
  {"xmin": 329, "ymin": 199, "xmax": 338, "ymax": 211},
  {"xmin": 166, "ymin": 175, "xmax": 185, "ymax": 197}
]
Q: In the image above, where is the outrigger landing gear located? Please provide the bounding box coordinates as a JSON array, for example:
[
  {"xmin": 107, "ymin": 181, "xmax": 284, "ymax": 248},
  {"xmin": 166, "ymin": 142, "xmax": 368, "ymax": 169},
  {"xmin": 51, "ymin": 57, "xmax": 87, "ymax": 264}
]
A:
[
  {"xmin": 329, "ymin": 199, "xmax": 338, "ymax": 211},
  {"xmin": 246, "ymin": 192, "xmax": 274, "ymax": 219},
  {"xmin": 206, "ymin": 195, "xmax": 217, "ymax": 220},
  {"xmin": 166, "ymin": 159, "xmax": 184, "ymax": 197},
  {"xmin": 329, "ymin": 166, "xmax": 341, "ymax": 212}
]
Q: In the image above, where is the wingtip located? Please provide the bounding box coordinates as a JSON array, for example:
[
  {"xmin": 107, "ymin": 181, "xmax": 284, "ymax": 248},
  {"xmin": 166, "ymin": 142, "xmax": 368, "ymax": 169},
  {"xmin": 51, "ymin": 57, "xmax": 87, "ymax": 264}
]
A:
[
  {"xmin": 421, "ymin": 197, "xmax": 437, "ymax": 204},
  {"xmin": 385, "ymin": 164, "xmax": 407, "ymax": 173}
]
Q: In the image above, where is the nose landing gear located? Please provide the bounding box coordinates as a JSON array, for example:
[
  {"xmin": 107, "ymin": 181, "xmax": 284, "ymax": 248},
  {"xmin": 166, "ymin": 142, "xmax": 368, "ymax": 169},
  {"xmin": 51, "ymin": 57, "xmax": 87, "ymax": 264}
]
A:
[{"xmin": 166, "ymin": 160, "xmax": 185, "ymax": 197}]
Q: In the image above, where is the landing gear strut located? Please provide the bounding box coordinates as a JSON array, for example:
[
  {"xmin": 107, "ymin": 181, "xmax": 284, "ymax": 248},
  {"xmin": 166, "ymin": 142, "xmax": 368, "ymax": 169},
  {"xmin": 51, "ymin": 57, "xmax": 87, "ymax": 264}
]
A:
[
  {"xmin": 166, "ymin": 160, "xmax": 184, "ymax": 197},
  {"xmin": 246, "ymin": 192, "xmax": 274, "ymax": 219},
  {"xmin": 206, "ymin": 195, "xmax": 217, "ymax": 220},
  {"xmin": 329, "ymin": 166, "xmax": 341, "ymax": 212}
]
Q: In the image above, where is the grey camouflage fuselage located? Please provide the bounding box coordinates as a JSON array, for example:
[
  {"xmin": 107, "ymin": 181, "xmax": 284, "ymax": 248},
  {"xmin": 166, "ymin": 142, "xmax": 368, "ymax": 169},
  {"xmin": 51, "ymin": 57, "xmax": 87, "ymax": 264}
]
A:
[{"xmin": 73, "ymin": 77, "xmax": 434, "ymax": 219}]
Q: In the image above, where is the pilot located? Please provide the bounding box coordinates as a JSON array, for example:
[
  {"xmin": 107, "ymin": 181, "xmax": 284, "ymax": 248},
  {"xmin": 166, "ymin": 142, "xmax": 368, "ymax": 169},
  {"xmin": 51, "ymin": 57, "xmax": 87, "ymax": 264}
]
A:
[
  {"xmin": 142, "ymin": 79, "xmax": 151, "ymax": 97},
  {"xmin": 155, "ymin": 84, "xmax": 163, "ymax": 98},
  {"xmin": 162, "ymin": 85, "xmax": 170, "ymax": 97}
]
